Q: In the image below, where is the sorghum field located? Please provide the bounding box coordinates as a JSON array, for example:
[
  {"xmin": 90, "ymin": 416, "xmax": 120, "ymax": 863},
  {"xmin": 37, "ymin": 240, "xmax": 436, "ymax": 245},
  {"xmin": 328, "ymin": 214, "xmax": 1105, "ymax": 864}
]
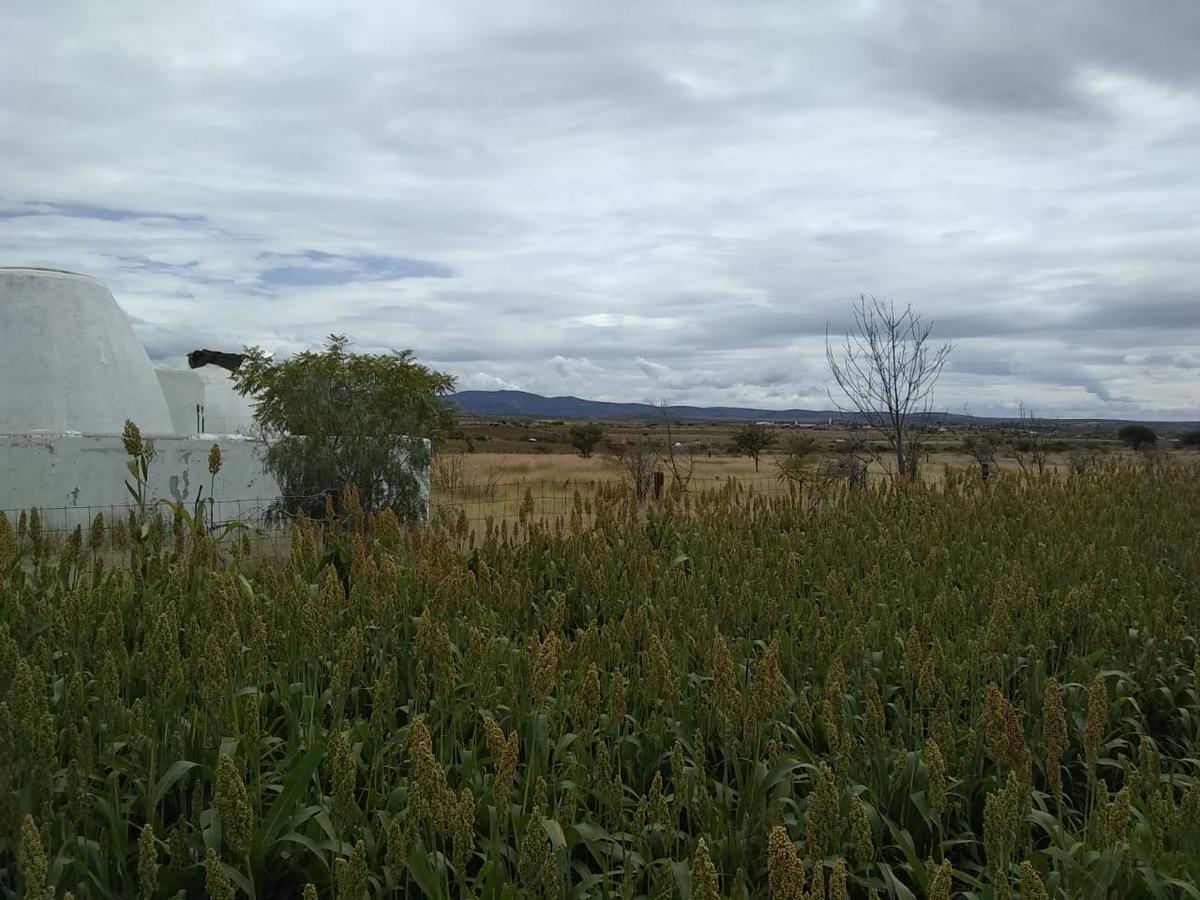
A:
[{"xmin": 3, "ymin": 463, "xmax": 1200, "ymax": 899}]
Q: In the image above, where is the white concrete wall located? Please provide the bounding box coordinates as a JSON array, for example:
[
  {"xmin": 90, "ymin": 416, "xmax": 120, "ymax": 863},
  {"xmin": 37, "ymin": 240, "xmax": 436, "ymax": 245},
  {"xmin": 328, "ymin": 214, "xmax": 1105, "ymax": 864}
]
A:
[
  {"xmin": 156, "ymin": 369, "xmax": 205, "ymax": 435},
  {"xmin": 195, "ymin": 366, "xmax": 257, "ymax": 435},
  {"xmin": 0, "ymin": 433, "xmax": 280, "ymax": 531},
  {"xmin": 0, "ymin": 433, "xmax": 431, "ymax": 531},
  {"xmin": 0, "ymin": 268, "xmax": 175, "ymax": 434}
]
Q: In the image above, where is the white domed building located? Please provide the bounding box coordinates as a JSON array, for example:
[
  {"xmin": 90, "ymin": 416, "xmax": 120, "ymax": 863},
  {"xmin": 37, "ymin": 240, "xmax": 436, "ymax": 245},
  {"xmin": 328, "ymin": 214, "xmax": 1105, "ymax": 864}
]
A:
[
  {"xmin": 0, "ymin": 267, "xmax": 277, "ymax": 525},
  {"xmin": 0, "ymin": 266, "xmax": 428, "ymax": 529},
  {"xmin": 0, "ymin": 268, "xmax": 176, "ymax": 434}
]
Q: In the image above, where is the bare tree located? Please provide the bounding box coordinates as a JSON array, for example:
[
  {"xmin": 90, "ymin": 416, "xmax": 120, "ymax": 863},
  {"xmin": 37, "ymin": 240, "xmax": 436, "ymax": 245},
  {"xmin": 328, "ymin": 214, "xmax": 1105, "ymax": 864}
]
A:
[
  {"xmin": 1009, "ymin": 401, "xmax": 1048, "ymax": 475},
  {"xmin": 826, "ymin": 296, "xmax": 952, "ymax": 480},
  {"xmin": 658, "ymin": 401, "xmax": 696, "ymax": 491},
  {"xmin": 962, "ymin": 433, "xmax": 997, "ymax": 476},
  {"xmin": 820, "ymin": 436, "xmax": 869, "ymax": 491},
  {"xmin": 1065, "ymin": 446, "xmax": 1100, "ymax": 475},
  {"xmin": 607, "ymin": 433, "xmax": 660, "ymax": 502}
]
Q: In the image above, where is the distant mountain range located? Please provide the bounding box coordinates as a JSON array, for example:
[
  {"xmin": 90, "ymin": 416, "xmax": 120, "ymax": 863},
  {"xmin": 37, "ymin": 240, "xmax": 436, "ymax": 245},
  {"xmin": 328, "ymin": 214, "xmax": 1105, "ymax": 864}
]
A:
[
  {"xmin": 446, "ymin": 390, "xmax": 1194, "ymax": 428},
  {"xmin": 449, "ymin": 390, "xmax": 954, "ymax": 424}
]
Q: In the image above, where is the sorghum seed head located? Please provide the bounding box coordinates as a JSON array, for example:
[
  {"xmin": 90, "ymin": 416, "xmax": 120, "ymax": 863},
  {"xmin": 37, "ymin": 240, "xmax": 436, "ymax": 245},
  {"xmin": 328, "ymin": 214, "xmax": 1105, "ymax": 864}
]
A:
[
  {"xmin": 214, "ymin": 755, "xmax": 255, "ymax": 857},
  {"xmin": 386, "ymin": 815, "xmax": 414, "ymax": 880},
  {"xmin": 691, "ymin": 838, "xmax": 720, "ymax": 900},
  {"xmin": 983, "ymin": 682, "xmax": 1028, "ymax": 770},
  {"xmin": 1084, "ymin": 674, "xmax": 1107, "ymax": 767},
  {"xmin": 19, "ymin": 816, "xmax": 49, "ymax": 898},
  {"xmin": 122, "ymin": 419, "xmax": 144, "ymax": 457},
  {"xmin": 1042, "ymin": 678, "xmax": 1067, "ymax": 801},
  {"xmin": 327, "ymin": 729, "xmax": 357, "ymax": 827},
  {"xmin": 609, "ymin": 671, "xmax": 629, "ymax": 730},
  {"xmin": 804, "ymin": 762, "xmax": 839, "ymax": 861},
  {"xmin": 745, "ymin": 638, "xmax": 789, "ymax": 734},
  {"xmin": 925, "ymin": 739, "xmax": 947, "ymax": 816},
  {"xmin": 335, "ymin": 840, "xmax": 368, "ymax": 900},
  {"xmin": 138, "ymin": 824, "xmax": 158, "ymax": 900},
  {"xmin": 576, "ymin": 663, "xmax": 601, "ymax": 734},
  {"xmin": 1019, "ymin": 861, "xmax": 1049, "ymax": 900},
  {"xmin": 205, "ymin": 847, "xmax": 235, "ymax": 900},
  {"xmin": 927, "ymin": 860, "xmax": 953, "ymax": 900},
  {"xmin": 851, "ymin": 797, "xmax": 874, "ymax": 868},
  {"xmin": 767, "ymin": 825, "xmax": 803, "ymax": 900},
  {"xmin": 828, "ymin": 857, "xmax": 849, "ymax": 900}
]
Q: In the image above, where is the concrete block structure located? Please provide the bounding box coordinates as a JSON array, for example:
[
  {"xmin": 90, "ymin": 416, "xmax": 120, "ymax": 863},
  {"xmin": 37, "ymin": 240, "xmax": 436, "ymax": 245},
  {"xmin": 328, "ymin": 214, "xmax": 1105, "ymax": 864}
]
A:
[{"xmin": 0, "ymin": 267, "xmax": 428, "ymax": 527}]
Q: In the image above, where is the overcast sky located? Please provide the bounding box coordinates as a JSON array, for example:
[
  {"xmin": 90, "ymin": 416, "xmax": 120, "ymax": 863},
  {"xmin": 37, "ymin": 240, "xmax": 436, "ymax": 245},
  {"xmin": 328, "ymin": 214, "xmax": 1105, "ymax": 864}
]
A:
[{"xmin": 3, "ymin": 1, "xmax": 1199, "ymax": 418}]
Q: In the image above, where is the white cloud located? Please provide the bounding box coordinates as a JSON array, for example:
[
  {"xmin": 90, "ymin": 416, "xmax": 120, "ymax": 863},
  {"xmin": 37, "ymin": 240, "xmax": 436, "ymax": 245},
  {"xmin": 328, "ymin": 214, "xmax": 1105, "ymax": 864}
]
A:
[{"xmin": 2, "ymin": 0, "xmax": 1199, "ymax": 417}]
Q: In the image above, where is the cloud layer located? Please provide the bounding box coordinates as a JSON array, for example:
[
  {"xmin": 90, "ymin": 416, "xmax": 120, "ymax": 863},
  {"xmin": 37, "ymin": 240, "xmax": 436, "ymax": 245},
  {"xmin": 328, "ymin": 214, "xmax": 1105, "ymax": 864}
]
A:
[{"xmin": 2, "ymin": 0, "xmax": 1199, "ymax": 417}]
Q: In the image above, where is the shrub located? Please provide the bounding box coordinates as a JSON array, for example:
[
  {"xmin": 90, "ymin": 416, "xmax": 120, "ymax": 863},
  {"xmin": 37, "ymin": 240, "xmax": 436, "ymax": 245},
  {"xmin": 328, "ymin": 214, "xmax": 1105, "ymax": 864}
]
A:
[
  {"xmin": 233, "ymin": 334, "xmax": 454, "ymax": 522},
  {"xmin": 1117, "ymin": 424, "xmax": 1158, "ymax": 451},
  {"xmin": 568, "ymin": 422, "xmax": 605, "ymax": 458}
]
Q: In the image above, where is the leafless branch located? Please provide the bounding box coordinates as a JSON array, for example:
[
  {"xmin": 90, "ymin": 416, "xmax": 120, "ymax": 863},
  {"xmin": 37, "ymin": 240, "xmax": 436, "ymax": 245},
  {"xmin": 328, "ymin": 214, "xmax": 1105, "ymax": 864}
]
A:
[{"xmin": 826, "ymin": 295, "xmax": 952, "ymax": 480}]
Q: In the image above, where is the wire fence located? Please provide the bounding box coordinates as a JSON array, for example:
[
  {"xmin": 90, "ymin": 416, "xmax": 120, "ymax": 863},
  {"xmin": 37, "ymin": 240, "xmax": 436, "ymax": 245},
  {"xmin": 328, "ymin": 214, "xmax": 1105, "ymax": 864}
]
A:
[
  {"xmin": 0, "ymin": 475, "xmax": 799, "ymax": 554},
  {"xmin": 0, "ymin": 493, "xmax": 366, "ymax": 558},
  {"xmin": 1, "ymin": 496, "xmax": 287, "ymax": 536},
  {"xmin": 428, "ymin": 474, "xmax": 797, "ymax": 526}
]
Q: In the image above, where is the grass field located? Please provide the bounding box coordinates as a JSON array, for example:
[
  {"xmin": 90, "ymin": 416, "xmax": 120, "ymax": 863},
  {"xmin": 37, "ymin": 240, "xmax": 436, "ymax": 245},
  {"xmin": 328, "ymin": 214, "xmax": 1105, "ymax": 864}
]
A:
[
  {"xmin": 3, "ymin": 461, "xmax": 1200, "ymax": 897},
  {"xmin": 428, "ymin": 432, "xmax": 1133, "ymax": 528}
]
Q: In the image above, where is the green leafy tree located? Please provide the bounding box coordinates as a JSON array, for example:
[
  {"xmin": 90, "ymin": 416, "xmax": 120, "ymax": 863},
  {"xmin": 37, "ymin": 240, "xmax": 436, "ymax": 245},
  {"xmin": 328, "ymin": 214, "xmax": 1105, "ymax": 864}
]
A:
[
  {"xmin": 731, "ymin": 423, "xmax": 776, "ymax": 472},
  {"xmin": 569, "ymin": 422, "xmax": 605, "ymax": 458},
  {"xmin": 1117, "ymin": 424, "xmax": 1157, "ymax": 452},
  {"xmin": 233, "ymin": 334, "xmax": 455, "ymax": 522},
  {"xmin": 777, "ymin": 434, "xmax": 818, "ymax": 485},
  {"xmin": 1181, "ymin": 430, "xmax": 1200, "ymax": 450}
]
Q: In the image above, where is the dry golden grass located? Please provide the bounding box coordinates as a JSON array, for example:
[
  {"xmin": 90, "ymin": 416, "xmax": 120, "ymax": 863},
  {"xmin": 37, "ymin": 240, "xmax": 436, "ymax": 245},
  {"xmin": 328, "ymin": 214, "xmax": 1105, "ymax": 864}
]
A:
[
  {"xmin": 430, "ymin": 443, "xmax": 1170, "ymax": 527},
  {"xmin": 430, "ymin": 451, "xmax": 777, "ymax": 525}
]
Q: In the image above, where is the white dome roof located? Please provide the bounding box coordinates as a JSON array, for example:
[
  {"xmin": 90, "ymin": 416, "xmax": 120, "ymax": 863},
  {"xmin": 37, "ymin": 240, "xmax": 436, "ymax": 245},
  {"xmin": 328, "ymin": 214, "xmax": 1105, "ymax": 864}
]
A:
[{"xmin": 0, "ymin": 268, "xmax": 175, "ymax": 434}]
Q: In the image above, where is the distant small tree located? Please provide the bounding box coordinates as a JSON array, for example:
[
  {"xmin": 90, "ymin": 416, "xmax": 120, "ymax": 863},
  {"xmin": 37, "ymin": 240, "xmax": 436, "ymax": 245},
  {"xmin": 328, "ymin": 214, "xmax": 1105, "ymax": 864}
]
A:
[
  {"xmin": 1009, "ymin": 402, "xmax": 1048, "ymax": 475},
  {"xmin": 1181, "ymin": 430, "xmax": 1200, "ymax": 450},
  {"xmin": 826, "ymin": 295, "xmax": 952, "ymax": 480},
  {"xmin": 1065, "ymin": 446, "xmax": 1100, "ymax": 475},
  {"xmin": 1117, "ymin": 424, "xmax": 1158, "ymax": 452},
  {"xmin": 777, "ymin": 434, "xmax": 818, "ymax": 486},
  {"xmin": 732, "ymin": 424, "xmax": 776, "ymax": 472},
  {"xmin": 233, "ymin": 334, "xmax": 454, "ymax": 523},
  {"xmin": 607, "ymin": 434, "xmax": 660, "ymax": 502},
  {"xmin": 569, "ymin": 422, "xmax": 605, "ymax": 458},
  {"xmin": 961, "ymin": 434, "xmax": 997, "ymax": 476},
  {"xmin": 820, "ymin": 436, "xmax": 869, "ymax": 491},
  {"xmin": 658, "ymin": 401, "xmax": 696, "ymax": 491}
]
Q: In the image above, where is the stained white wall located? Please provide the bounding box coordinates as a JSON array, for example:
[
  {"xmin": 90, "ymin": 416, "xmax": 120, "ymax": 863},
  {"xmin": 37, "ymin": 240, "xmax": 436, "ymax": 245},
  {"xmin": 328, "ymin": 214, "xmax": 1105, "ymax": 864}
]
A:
[
  {"xmin": 0, "ymin": 433, "xmax": 431, "ymax": 531},
  {"xmin": 0, "ymin": 433, "xmax": 279, "ymax": 530},
  {"xmin": 195, "ymin": 366, "xmax": 257, "ymax": 434},
  {"xmin": 156, "ymin": 369, "xmax": 205, "ymax": 435},
  {"xmin": 0, "ymin": 268, "xmax": 174, "ymax": 434}
]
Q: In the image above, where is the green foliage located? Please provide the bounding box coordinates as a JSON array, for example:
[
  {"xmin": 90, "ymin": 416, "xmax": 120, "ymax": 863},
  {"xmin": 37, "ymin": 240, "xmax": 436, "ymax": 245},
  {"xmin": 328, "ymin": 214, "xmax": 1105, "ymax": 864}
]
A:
[
  {"xmin": 568, "ymin": 422, "xmax": 605, "ymax": 458},
  {"xmin": 776, "ymin": 434, "xmax": 818, "ymax": 484},
  {"xmin": 1181, "ymin": 430, "xmax": 1200, "ymax": 450},
  {"xmin": 232, "ymin": 334, "xmax": 455, "ymax": 522},
  {"xmin": 731, "ymin": 423, "xmax": 777, "ymax": 471},
  {"xmin": 1117, "ymin": 424, "xmax": 1158, "ymax": 451},
  {"xmin": 3, "ymin": 463, "xmax": 1200, "ymax": 896}
]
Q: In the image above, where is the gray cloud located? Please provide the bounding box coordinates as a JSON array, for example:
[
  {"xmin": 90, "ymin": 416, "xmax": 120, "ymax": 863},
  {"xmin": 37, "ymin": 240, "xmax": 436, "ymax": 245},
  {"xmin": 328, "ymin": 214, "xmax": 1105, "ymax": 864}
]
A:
[{"xmin": 1, "ymin": 0, "xmax": 1198, "ymax": 417}]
